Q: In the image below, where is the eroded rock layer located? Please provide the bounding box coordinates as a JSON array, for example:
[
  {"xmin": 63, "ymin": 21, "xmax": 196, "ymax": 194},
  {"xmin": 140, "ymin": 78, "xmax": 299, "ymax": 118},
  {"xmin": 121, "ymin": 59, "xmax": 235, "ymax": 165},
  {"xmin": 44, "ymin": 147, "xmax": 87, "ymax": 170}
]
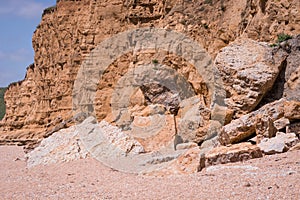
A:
[{"xmin": 0, "ymin": 0, "xmax": 299, "ymax": 147}]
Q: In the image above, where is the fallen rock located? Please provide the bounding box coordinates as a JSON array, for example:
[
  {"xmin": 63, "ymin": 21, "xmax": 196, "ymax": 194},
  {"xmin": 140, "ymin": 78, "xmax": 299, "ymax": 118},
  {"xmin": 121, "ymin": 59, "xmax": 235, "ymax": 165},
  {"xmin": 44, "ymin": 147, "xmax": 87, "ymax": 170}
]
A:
[
  {"xmin": 127, "ymin": 114, "xmax": 176, "ymax": 152},
  {"xmin": 26, "ymin": 126, "xmax": 89, "ymax": 168},
  {"xmin": 205, "ymin": 143, "xmax": 263, "ymax": 167},
  {"xmin": 175, "ymin": 147, "xmax": 202, "ymax": 174},
  {"xmin": 215, "ymin": 38, "xmax": 288, "ymax": 117},
  {"xmin": 177, "ymin": 96, "xmax": 212, "ymax": 144},
  {"xmin": 289, "ymin": 143, "xmax": 300, "ymax": 151},
  {"xmin": 273, "ymin": 117, "xmax": 290, "ymax": 130},
  {"xmin": 219, "ymin": 99, "xmax": 285, "ymax": 145},
  {"xmin": 287, "ymin": 121, "xmax": 300, "ymax": 135},
  {"xmin": 176, "ymin": 142, "xmax": 198, "ymax": 150},
  {"xmin": 255, "ymin": 114, "xmax": 277, "ymax": 143},
  {"xmin": 2, "ymin": 0, "xmax": 299, "ymax": 146},
  {"xmin": 284, "ymin": 101, "xmax": 300, "ymax": 120},
  {"xmin": 257, "ymin": 132, "xmax": 299, "ymax": 155},
  {"xmin": 200, "ymin": 136, "xmax": 219, "ymax": 151},
  {"xmin": 99, "ymin": 120, "xmax": 145, "ymax": 155},
  {"xmin": 28, "ymin": 116, "xmax": 203, "ymax": 175},
  {"xmin": 141, "ymin": 147, "xmax": 202, "ymax": 176}
]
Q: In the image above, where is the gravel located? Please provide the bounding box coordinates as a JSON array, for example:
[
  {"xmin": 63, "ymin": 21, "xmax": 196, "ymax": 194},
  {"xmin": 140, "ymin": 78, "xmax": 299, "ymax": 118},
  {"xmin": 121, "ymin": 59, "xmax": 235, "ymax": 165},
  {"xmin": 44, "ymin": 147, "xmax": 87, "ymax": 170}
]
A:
[{"xmin": 0, "ymin": 146, "xmax": 299, "ymax": 199}]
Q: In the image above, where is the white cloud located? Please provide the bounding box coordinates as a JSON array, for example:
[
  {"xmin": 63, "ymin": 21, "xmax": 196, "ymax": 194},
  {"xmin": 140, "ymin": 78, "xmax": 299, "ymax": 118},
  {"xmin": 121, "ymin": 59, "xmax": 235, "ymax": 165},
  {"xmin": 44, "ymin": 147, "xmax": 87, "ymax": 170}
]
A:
[{"xmin": 0, "ymin": 0, "xmax": 54, "ymax": 19}]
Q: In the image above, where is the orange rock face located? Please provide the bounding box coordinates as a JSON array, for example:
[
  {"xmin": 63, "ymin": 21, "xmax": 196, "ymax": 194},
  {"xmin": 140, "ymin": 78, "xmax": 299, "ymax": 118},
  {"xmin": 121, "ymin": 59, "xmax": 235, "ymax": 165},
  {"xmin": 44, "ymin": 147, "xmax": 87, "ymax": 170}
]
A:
[{"xmin": 0, "ymin": 0, "xmax": 299, "ymax": 144}]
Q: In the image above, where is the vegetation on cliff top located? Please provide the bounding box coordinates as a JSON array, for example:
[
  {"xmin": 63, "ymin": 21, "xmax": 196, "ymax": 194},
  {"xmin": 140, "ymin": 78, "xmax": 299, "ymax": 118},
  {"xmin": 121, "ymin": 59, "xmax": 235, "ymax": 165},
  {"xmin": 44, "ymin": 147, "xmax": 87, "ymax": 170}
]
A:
[
  {"xmin": 270, "ymin": 33, "xmax": 293, "ymax": 47},
  {"xmin": 0, "ymin": 87, "xmax": 6, "ymax": 120},
  {"xmin": 42, "ymin": 5, "xmax": 57, "ymax": 16}
]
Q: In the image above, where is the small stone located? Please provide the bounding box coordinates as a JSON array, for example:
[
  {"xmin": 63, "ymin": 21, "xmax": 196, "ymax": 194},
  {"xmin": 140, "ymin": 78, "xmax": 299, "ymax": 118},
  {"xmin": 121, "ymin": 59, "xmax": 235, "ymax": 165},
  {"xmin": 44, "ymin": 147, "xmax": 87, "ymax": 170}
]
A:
[{"xmin": 244, "ymin": 182, "xmax": 251, "ymax": 187}]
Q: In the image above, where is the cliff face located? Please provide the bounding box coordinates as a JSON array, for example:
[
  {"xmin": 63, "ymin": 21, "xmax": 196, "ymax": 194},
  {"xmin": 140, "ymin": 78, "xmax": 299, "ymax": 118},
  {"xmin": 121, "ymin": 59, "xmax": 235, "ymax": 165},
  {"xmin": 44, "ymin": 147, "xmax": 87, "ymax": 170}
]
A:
[
  {"xmin": 0, "ymin": 88, "xmax": 6, "ymax": 120},
  {"xmin": 0, "ymin": 0, "xmax": 299, "ymax": 143}
]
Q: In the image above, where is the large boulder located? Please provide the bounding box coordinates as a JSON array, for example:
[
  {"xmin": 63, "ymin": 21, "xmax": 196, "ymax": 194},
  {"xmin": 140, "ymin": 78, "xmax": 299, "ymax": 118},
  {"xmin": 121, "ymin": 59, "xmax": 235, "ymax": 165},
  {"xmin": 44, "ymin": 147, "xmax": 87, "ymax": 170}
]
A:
[
  {"xmin": 26, "ymin": 126, "xmax": 89, "ymax": 168},
  {"xmin": 215, "ymin": 38, "xmax": 288, "ymax": 117},
  {"xmin": 176, "ymin": 96, "xmax": 212, "ymax": 144},
  {"xmin": 126, "ymin": 114, "xmax": 176, "ymax": 152}
]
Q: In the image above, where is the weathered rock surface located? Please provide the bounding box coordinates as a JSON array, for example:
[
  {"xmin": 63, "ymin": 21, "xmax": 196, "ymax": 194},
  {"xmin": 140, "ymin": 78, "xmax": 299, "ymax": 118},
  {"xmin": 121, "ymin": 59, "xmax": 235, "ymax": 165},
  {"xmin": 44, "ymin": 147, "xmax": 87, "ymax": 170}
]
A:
[
  {"xmin": 176, "ymin": 142, "xmax": 198, "ymax": 151},
  {"xmin": 289, "ymin": 142, "xmax": 300, "ymax": 151},
  {"xmin": 273, "ymin": 117, "xmax": 290, "ymax": 131},
  {"xmin": 126, "ymin": 114, "xmax": 176, "ymax": 152},
  {"xmin": 141, "ymin": 147, "xmax": 202, "ymax": 176},
  {"xmin": 258, "ymin": 132, "xmax": 299, "ymax": 155},
  {"xmin": 284, "ymin": 101, "xmax": 300, "ymax": 120},
  {"xmin": 283, "ymin": 35, "xmax": 300, "ymax": 101},
  {"xmin": 27, "ymin": 116, "xmax": 203, "ymax": 175},
  {"xmin": 98, "ymin": 120, "xmax": 145, "ymax": 155},
  {"xmin": 215, "ymin": 39, "xmax": 288, "ymax": 117},
  {"xmin": 219, "ymin": 99, "xmax": 285, "ymax": 145},
  {"xmin": 26, "ymin": 126, "xmax": 89, "ymax": 168},
  {"xmin": 205, "ymin": 143, "xmax": 263, "ymax": 167},
  {"xmin": 177, "ymin": 96, "xmax": 212, "ymax": 144},
  {"xmin": 1, "ymin": 0, "xmax": 300, "ymax": 143},
  {"xmin": 287, "ymin": 121, "xmax": 300, "ymax": 136},
  {"xmin": 283, "ymin": 101, "xmax": 300, "ymax": 136}
]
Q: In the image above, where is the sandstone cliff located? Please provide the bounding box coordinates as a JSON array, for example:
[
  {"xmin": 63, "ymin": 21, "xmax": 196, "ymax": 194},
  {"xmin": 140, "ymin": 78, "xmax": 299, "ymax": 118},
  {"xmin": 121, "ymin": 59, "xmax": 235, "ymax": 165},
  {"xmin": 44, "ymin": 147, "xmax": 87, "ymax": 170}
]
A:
[{"xmin": 0, "ymin": 0, "xmax": 299, "ymax": 146}]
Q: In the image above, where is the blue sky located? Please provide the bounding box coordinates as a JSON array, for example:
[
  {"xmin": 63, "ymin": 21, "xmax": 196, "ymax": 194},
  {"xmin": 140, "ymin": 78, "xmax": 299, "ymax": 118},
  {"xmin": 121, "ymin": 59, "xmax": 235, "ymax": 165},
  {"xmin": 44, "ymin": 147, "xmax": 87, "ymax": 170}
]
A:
[{"xmin": 0, "ymin": 0, "xmax": 56, "ymax": 87}]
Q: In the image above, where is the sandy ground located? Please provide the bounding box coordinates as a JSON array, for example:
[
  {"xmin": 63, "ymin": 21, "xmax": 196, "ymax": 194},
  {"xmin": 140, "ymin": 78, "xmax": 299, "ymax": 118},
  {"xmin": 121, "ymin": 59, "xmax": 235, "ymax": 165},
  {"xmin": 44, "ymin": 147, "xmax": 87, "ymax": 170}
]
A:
[{"xmin": 0, "ymin": 146, "xmax": 299, "ymax": 200}]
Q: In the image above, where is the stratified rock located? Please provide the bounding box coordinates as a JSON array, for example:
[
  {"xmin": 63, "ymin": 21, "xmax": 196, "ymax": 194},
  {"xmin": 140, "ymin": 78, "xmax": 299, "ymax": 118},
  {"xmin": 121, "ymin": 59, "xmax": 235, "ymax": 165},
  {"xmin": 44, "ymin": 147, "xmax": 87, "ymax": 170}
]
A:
[
  {"xmin": 2, "ymin": 0, "xmax": 299, "ymax": 143},
  {"xmin": 284, "ymin": 101, "xmax": 300, "ymax": 120},
  {"xmin": 215, "ymin": 38, "xmax": 288, "ymax": 117},
  {"xmin": 219, "ymin": 99, "xmax": 285, "ymax": 145},
  {"xmin": 205, "ymin": 143, "xmax": 263, "ymax": 167},
  {"xmin": 257, "ymin": 132, "xmax": 299, "ymax": 155}
]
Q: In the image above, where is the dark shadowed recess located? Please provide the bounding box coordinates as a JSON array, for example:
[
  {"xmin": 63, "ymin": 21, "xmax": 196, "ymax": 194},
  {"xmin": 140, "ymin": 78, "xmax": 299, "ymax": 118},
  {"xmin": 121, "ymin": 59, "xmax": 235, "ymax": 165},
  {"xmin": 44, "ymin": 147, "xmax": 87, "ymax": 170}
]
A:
[{"xmin": 0, "ymin": 87, "xmax": 7, "ymax": 120}]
